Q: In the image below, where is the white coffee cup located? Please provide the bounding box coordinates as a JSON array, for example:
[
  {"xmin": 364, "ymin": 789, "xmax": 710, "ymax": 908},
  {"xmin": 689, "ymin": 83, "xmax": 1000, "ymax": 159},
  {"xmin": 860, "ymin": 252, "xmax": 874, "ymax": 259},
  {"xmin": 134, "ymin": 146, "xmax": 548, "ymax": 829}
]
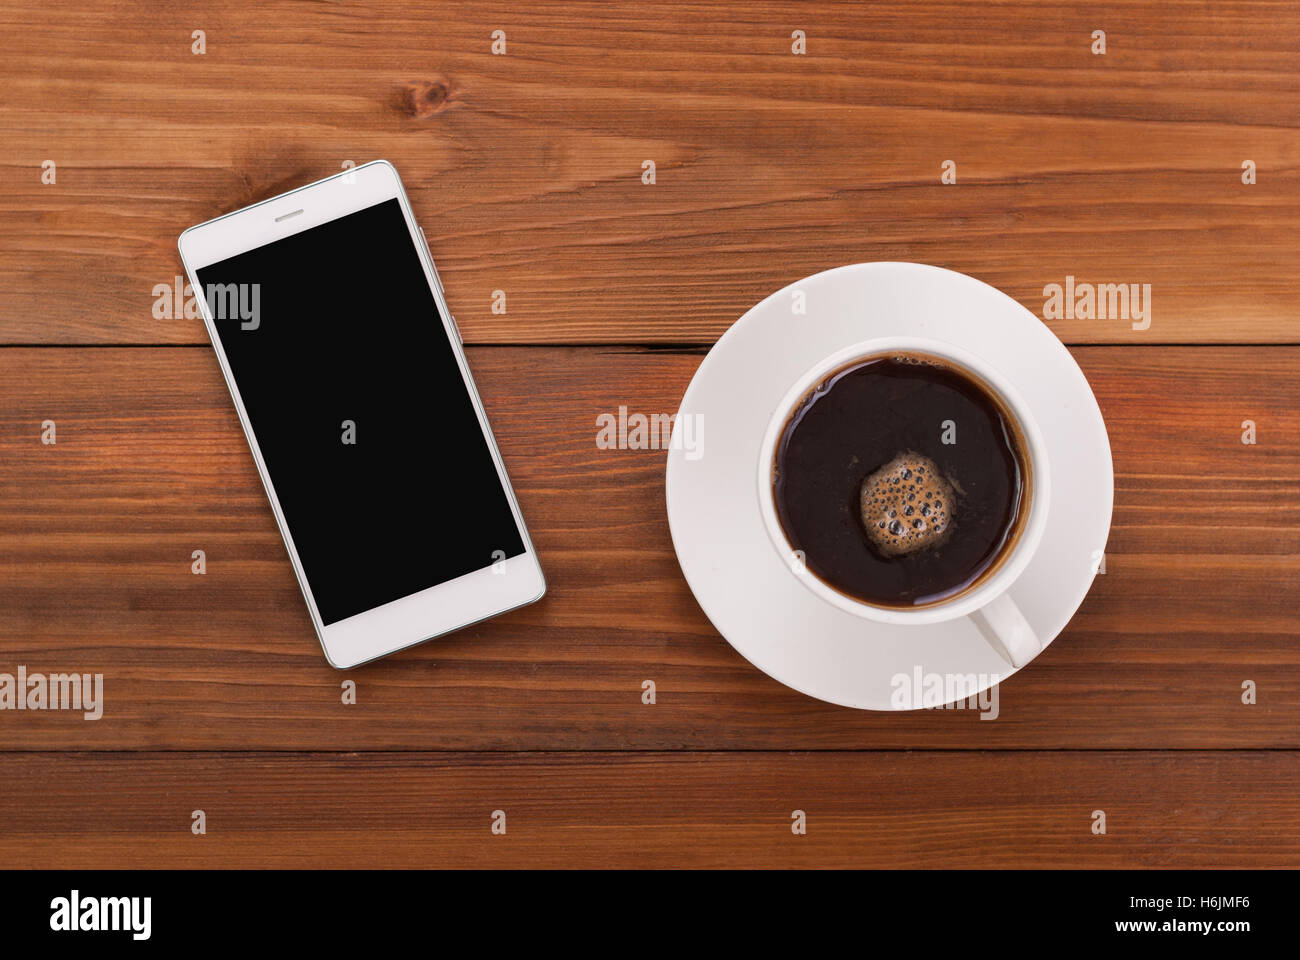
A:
[{"xmin": 756, "ymin": 336, "xmax": 1052, "ymax": 668}]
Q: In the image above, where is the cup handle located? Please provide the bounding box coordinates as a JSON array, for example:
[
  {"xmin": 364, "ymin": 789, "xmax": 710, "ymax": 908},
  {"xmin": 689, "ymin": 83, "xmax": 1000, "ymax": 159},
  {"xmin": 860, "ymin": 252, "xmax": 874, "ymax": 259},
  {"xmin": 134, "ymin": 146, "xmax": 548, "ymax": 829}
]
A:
[{"xmin": 970, "ymin": 593, "xmax": 1041, "ymax": 668}]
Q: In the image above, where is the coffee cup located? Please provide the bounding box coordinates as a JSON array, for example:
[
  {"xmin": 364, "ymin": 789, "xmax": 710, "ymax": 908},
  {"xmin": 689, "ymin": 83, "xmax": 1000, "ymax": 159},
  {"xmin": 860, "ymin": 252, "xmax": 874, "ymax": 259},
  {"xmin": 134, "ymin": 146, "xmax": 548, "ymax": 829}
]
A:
[{"xmin": 756, "ymin": 336, "xmax": 1052, "ymax": 667}]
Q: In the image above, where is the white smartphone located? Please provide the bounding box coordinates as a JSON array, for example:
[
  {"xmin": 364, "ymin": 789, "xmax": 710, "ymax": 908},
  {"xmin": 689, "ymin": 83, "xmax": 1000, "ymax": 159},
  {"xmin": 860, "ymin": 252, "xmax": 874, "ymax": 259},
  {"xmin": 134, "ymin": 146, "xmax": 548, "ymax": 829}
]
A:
[{"xmin": 178, "ymin": 160, "xmax": 545, "ymax": 668}]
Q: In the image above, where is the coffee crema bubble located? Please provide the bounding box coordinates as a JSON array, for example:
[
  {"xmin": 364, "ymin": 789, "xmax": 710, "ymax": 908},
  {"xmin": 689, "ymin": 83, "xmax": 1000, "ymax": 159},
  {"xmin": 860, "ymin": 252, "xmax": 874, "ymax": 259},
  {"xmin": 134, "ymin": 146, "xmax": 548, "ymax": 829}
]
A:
[{"xmin": 859, "ymin": 451, "xmax": 954, "ymax": 557}]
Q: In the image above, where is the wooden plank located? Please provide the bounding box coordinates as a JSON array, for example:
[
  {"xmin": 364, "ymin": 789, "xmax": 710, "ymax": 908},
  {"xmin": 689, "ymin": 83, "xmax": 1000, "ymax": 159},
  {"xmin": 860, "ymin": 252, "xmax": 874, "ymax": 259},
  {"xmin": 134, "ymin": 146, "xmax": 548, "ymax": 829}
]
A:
[
  {"xmin": 1, "ymin": 2, "xmax": 1297, "ymax": 344},
  {"xmin": 0, "ymin": 345, "xmax": 1295, "ymax": 749},
  {"xmin": 1, "ymin": 751, "xmax": 1295, "ymax": 868}
]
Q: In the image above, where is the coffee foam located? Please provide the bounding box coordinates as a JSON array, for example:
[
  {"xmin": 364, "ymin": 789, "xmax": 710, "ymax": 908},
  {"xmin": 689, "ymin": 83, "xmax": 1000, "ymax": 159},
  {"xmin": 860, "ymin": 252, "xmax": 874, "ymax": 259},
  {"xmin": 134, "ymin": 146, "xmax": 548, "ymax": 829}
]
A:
[{"xmin": 859, "ymin": 451, "xmax": 954, "ymax": 557}]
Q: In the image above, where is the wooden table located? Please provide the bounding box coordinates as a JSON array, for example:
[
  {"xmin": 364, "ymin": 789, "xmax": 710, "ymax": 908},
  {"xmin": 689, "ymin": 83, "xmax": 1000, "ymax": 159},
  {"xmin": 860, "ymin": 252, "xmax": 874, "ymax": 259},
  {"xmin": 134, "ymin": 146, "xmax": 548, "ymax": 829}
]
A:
[{"xmin": 1, "ymin": 1, "xmax": 1297, "ymax": 868}]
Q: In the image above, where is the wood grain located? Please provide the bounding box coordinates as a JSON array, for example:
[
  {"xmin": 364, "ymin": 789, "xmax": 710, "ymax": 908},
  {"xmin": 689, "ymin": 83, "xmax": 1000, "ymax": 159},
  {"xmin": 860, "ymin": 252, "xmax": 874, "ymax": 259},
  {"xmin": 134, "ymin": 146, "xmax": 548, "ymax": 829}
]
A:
[
  {"xmin": 1, "ymin": 1, "xmax": 1297, "ymax": 345},
  {"xmin": 1, "ymin": 345, "xmax": 1295, "ymax": 750},
  {"xmin": 1, "ymin": 751, "xmax": 1294, "ymax": 868}
]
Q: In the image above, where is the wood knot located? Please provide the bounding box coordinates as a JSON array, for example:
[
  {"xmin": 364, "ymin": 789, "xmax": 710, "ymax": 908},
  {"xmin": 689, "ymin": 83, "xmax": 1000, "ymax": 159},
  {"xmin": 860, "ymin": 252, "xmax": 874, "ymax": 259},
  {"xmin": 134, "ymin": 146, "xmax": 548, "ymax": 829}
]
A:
[{"xmin": 397, "ymin": 80, "xmax": 452, "ymax": 118}]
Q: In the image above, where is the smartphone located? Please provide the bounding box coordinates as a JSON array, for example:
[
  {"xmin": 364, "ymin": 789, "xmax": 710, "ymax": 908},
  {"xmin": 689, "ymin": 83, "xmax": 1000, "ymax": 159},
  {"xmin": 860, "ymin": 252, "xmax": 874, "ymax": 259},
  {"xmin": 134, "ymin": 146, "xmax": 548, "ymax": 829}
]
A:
[{"xmin": 178, "ymin": 160, "xmax": 545, "ymax": 668}]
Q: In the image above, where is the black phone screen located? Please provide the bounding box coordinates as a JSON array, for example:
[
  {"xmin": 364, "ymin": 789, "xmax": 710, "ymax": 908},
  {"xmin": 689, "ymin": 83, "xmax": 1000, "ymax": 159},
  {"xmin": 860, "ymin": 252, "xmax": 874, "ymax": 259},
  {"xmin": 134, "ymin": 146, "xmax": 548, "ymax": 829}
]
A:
[{"xmin": 195, "ymin": 198, "xmax": 525, "ymax": 625}]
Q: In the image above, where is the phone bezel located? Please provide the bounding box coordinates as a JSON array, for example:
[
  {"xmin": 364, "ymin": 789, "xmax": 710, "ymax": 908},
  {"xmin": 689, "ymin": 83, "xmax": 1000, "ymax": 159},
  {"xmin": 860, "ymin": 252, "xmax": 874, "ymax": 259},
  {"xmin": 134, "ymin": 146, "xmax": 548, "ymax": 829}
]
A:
[{"xmin": 178, "ymin": 160, "xmax": 545, "ymax": 668}]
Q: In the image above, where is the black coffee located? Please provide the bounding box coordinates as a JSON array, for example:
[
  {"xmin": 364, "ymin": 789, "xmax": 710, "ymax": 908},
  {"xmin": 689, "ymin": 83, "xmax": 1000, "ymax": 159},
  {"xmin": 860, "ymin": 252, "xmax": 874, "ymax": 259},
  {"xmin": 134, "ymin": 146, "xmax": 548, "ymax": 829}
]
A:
[{"xmin": 772, "ymin": 353, "xmax": 1029, "ymax": 608}]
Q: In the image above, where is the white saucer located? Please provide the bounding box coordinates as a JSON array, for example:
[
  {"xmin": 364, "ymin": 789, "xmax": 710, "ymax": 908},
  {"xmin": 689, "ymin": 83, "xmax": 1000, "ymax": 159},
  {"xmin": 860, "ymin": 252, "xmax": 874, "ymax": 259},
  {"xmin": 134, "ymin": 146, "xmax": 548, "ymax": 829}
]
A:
[{"xmin": 665, "ymin": 263, "xmax": 1113, "ymax": 710}]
